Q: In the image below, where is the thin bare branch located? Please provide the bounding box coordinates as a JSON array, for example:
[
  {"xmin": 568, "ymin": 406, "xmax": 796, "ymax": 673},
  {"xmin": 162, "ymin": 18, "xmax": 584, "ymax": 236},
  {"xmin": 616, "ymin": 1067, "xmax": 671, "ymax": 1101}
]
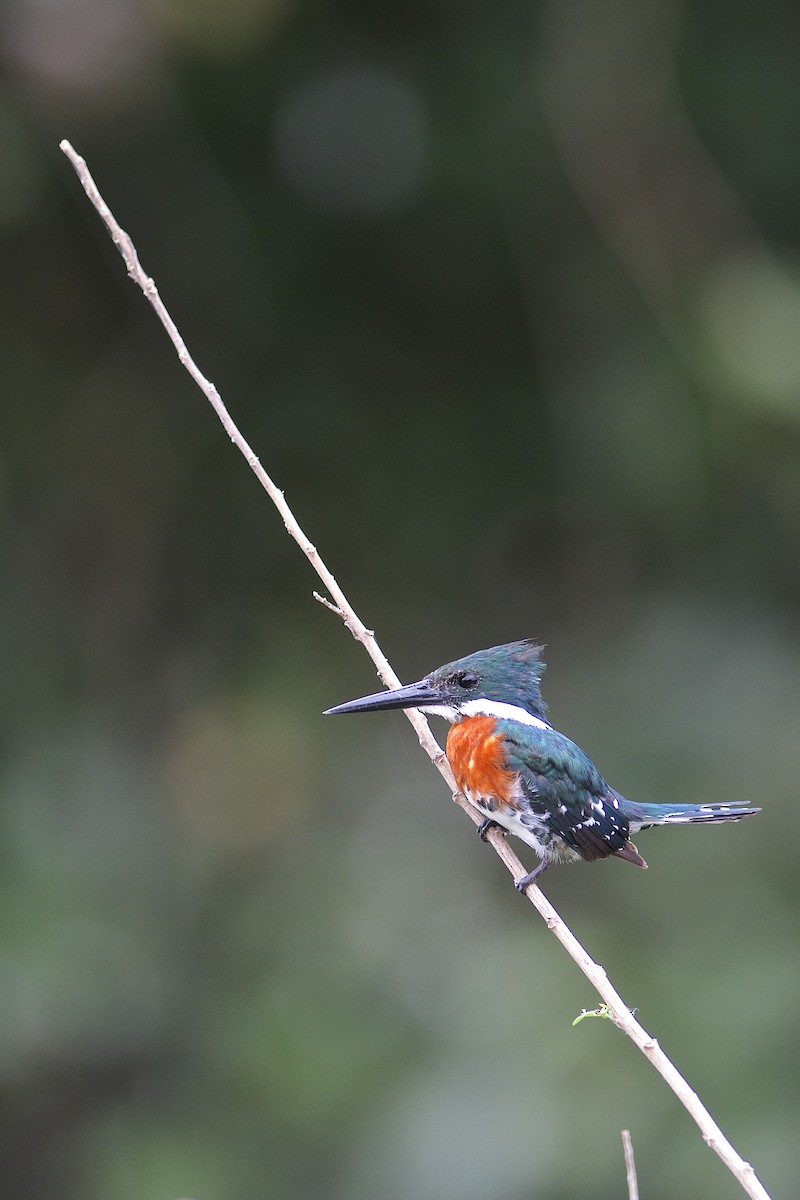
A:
[
  {"xmin": 621, "ymin": 1130, "xmax": 639, "ymax": 1200},
  {"xmin": 59, "ymin": 139, "xmax": 771, "ymax": 1200}
]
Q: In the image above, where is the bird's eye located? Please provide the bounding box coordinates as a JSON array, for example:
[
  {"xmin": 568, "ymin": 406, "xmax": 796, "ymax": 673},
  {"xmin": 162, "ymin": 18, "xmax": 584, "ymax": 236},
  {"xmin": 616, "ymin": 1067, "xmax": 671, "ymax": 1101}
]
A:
[{"xmin": 455, "ymin": 671, "xmax": 478, "ymax": 689}]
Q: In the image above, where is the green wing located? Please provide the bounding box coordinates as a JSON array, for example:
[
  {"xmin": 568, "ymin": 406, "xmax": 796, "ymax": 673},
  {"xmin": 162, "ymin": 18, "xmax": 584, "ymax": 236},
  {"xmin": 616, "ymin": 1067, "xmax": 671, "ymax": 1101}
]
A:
[{"xmin": 499, "ymin": 722, "xmax": 630, "ymax": 861}]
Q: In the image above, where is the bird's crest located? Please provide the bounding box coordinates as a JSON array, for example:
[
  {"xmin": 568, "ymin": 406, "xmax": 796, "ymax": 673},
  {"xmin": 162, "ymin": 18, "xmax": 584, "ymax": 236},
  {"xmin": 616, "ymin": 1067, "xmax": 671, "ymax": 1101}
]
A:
[{"xmin": 431, "ymin": 639, "xmax": 548, "ymax": 720}]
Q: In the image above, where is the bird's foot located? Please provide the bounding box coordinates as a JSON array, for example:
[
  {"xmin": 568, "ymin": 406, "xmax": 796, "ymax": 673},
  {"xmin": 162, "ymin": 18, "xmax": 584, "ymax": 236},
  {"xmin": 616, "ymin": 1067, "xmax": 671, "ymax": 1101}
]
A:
[
  {"xmin": 515, "ymin": 861, "xmax": 550, "ymax": 893},
  {"xmin": 477, "ymin": 817, "xmax": 504, "ymax": 842}
]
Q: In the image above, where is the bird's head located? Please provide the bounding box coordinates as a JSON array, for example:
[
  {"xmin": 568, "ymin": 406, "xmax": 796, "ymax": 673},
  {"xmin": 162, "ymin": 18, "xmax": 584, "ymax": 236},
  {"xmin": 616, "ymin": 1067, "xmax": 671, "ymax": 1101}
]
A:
[{"xmin": 324, "ymin": 640, "xmax": 549, "ymax": 726}]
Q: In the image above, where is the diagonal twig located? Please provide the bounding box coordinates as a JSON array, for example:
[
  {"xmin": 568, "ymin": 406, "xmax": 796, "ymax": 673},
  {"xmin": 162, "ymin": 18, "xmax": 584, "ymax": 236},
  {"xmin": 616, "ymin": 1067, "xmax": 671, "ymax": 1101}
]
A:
[{"xmin": 59, "ymin": 139, "xmax": 771, "ymax": 1200}]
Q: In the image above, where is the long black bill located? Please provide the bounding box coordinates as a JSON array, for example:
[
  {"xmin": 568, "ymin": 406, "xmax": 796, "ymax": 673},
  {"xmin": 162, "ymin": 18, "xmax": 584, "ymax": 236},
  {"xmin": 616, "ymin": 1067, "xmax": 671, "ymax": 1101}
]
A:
[{"xmin": 324, "ymin": 678, "xmax": 435, "ymax": 716}]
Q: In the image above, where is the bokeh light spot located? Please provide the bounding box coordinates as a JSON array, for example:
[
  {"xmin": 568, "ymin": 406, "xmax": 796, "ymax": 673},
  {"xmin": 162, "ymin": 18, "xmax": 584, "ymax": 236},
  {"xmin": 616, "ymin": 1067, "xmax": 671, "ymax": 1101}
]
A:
[
  {"xmin": 142, "ymin": 0, "xmax": 287, "ymax": 57},
  {"xmin": 272, "ymin": 64, "xmax": 428, "ymax": 215},
  {"xmin": 699, "ymin": 250, "xmax": 800, "ymax": 419}
]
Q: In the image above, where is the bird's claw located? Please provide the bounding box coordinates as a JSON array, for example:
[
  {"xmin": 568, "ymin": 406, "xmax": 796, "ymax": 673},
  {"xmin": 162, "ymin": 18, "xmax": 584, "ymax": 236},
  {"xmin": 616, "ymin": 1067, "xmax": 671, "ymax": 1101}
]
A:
[
  {"xmin": 477, "ymin": 817, "xmax": 503, "ymax": 842},
  {"xmin": 514, "ymin": 863, "xmax": 549, "ymax": 892}
]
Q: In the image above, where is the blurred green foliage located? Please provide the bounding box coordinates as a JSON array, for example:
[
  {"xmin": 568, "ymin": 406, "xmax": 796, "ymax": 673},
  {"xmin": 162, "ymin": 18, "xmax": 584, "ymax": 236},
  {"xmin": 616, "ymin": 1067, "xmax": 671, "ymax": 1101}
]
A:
[{"xmin": 1, "ymin": 1, "xmax": 799, "ymax": 1197}]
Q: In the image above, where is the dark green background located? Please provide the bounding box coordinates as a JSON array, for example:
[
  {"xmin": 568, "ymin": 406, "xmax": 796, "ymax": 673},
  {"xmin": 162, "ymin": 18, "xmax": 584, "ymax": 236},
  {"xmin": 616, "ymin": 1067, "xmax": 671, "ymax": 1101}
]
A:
[{"xmin": 2, "ymin": 1, "xmax": 798, "ymax": 1197}]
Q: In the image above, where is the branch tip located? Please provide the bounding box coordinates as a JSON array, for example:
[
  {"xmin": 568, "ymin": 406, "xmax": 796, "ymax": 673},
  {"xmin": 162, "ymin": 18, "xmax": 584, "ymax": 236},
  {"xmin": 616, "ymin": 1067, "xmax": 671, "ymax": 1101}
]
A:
[
  {"xmin": 621, "ymin": 1130, "xmax": 639, "ymax": 1200},
  {"xmin": 313, "ymin": 591, "xmax": 344, "ymax": 617}
]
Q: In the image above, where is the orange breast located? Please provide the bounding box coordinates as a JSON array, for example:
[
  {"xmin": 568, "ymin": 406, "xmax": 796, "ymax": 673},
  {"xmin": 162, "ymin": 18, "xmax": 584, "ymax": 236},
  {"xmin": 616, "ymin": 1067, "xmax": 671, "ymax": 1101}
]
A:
[{"xmin": 446, "ymin": 716, "xmax": 516, "ymax": 808}]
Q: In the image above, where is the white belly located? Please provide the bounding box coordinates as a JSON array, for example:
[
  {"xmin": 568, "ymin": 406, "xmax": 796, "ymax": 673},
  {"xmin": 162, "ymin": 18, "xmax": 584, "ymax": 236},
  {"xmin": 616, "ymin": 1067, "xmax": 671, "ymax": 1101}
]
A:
[{"xmin": 464, "ymin": 782, "xmax": 583, "ymax": 866}]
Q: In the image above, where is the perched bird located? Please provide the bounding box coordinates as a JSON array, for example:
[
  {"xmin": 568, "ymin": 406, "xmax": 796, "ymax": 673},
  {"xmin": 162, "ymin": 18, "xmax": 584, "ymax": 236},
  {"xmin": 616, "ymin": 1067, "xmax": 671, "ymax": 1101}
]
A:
[{"xmin": 324, "ymin": 640, "xmax": 760, "ymax": 890}]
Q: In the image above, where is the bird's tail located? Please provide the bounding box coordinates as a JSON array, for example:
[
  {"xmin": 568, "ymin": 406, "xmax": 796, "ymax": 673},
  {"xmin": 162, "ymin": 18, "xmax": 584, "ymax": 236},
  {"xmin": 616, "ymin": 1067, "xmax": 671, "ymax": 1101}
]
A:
[{"xmin": 620, "ymin": 798, "xmax": 761, "ymax": 833}]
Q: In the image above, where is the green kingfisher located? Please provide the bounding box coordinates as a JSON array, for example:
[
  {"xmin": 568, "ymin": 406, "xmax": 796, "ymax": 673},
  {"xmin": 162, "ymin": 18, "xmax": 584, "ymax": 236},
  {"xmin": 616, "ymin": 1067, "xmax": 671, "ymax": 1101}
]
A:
[{"xmin": 324, "ymin": 640, "xmax": 760, "ymax": 890}]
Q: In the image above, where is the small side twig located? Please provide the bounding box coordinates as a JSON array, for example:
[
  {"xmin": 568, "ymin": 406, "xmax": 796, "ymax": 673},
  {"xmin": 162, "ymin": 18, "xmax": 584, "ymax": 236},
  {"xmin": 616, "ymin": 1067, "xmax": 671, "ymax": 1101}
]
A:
[
  {"xmin": 59, "ymin": 139, "xmax": 771, "ymax": 1200},
  {"xmin": 313, "ymin": 591, "xmax": 345, "ymax": 618},
  {"xmin": 621, "ymin": 1130, "xmax": 639, "ymax": 1200}
]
